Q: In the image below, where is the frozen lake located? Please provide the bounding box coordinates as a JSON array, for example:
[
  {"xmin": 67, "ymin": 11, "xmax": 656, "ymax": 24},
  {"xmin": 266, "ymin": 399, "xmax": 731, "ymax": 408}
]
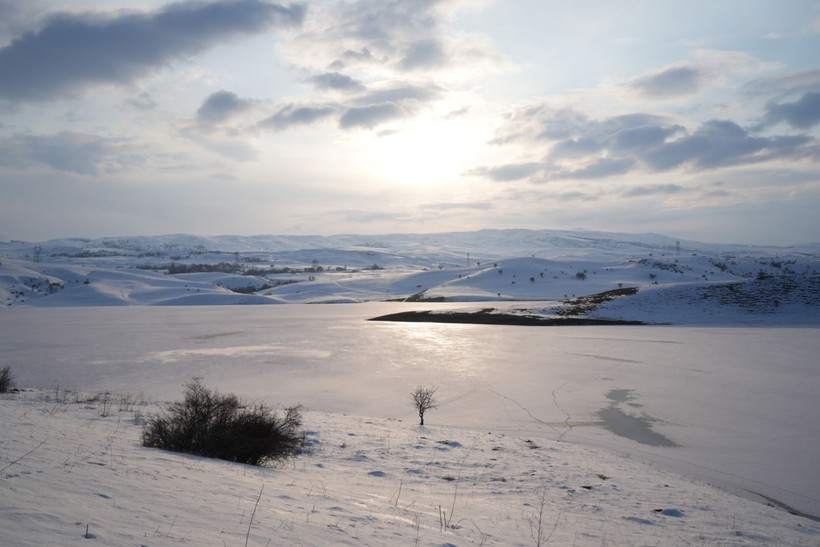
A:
[{"xmin": 3, "ymin": 304, "xmax": 819, "ymax": 518}]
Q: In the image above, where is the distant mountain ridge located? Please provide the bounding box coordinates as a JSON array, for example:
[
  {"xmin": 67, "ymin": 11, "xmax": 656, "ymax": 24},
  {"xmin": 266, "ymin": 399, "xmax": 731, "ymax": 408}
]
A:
[{"xmin": 4, "ymin": 228, "xmax": 818, "ymax": 261}]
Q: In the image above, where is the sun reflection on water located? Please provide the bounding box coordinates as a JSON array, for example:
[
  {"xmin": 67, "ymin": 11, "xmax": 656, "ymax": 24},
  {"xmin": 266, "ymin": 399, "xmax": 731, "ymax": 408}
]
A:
[{"xmin": 382, "ymin": 321, "xmax": 489, "ymax": 377}]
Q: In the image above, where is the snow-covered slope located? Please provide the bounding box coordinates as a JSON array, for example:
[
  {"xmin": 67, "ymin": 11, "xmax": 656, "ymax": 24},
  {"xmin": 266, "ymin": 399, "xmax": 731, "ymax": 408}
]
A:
[
  {"xmin": 1, "ymin": 229, "xmax": 818, "ymax": 324},
  {"xmin": 2, "ymin": 389, "xmax": 818, "ymax": 546}
]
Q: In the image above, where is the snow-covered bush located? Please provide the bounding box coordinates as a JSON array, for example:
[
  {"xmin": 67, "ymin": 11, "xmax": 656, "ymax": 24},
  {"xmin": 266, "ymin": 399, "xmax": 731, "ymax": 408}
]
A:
[
  {"xmin": 142, "ymin": 378, "xmax": 303, "ymax": 466},
  {"xmin": 0, "ymin": 366, "xmax": 15, "ymax": 393}
]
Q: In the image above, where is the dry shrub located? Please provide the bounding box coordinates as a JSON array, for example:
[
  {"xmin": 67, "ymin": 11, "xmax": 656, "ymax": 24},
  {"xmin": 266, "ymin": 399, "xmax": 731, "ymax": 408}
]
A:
[
  {"xmin": 0, "ymin": 367, "xmax": 16, "ymax": 393},
  {"xmin": 142, "ymin": 378, "xmax": 303, "ymax": 466}
]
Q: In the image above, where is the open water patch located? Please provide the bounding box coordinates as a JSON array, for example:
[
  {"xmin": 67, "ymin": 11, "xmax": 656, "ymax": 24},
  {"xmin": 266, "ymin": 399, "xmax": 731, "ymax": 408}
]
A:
[{"xmin": 597, "ymin": 389, "xmax": 677, "ymax": 447}]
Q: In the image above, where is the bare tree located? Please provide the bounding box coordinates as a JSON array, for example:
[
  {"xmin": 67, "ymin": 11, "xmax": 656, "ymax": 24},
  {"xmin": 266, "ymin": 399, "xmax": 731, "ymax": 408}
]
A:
[{"xmin": 410, "ymin": 385, "xmax": 438, "ymax": 426}]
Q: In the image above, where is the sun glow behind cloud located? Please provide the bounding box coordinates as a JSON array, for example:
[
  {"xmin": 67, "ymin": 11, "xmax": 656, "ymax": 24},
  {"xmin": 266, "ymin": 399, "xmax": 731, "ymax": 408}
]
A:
[
  {"xmin": 0, "ymin": 0, "xmax": 818, "ymax": 244},
  {"xmin": 365, "ymin": 115, "xmax": 487, "ymax": 188}
]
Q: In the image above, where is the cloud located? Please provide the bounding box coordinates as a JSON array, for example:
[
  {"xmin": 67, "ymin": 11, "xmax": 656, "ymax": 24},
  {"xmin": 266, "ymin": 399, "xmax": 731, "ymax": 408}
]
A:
[
  {"xmin": 467, "ymin": 162, "xmax": 542, "ymax": 182},
  {"xmin": 258, "ymin": 82, "xmax": 441, "ymax": 132},
  {"xmin": 0, "ymin": 131, "xmax": 137, "ymax": 175},
  {"xmin": 325, "ymin": 0, "xmax": 441, "ymax": 49},
  {"xmin": 286, "ymin": 0, "xmax": 443, "ymax": 73},
  {"xmin": 258, "ymin": 103, "xmax": 338, "ymax": 130},
  {"xmin": 531, "ymin": 111, "xmax": 683, "ymax": 159},
  {"xmin": 330, "ymin": 47, "xmax": 378, "ymax": 69},
  {"xmin": 474, "ymin": 104, "xmax": 819, "ymax": 183},
  {"xmin": 627, "ymin": 65, "xmax": 710, "ymax": 98},
  {"xmin": 611, "ymin": 124, "xmax": 685, "ymax": 151},
  {"xmin": 702, "ymin": 188, "xmax": 731, "ymax": 198},
  {"xmin": 643, "ymin": 119, "xmax": 816, "ymax": 171},
  {"xmin": 353, "ymin": 83, "xmax": 441, "ymax": 105},
  {"xmin": 759, "ymin": 92, "xmax": 820, "ymax": 129},
  {"xmin": 177, "ymin": 90, "xmax": 261, "ymax": 159},
  {"xmin": 490, "ymin": 108, "xmax": 677, "ymax": 146},
  {"xmin": 444, "ymin": 106, "xmax": 469, "ymax": 119},
  {"xmin": 0, "ymin": 0, "xmax": 41, "ymax": 45},
  {"xmin": 418, "ymin": 201, "xmax": 492, "ymax": 211},
  {"xmin": 553, "ymin": 191, "xmax": 598, "ymax": 202},
  {"xmin": 622, "ymin": 184, "xmax": 684, "ymax": 198},
  {"xmin": 625, "ymin": 51, "xmax": 775, "ymax": 101},
  {"xmin": 556, "ymin": 157, "xmax": 637, "ymax": 179},
  {"xmin": 196, "ymin": 90, "xmax": 254, "ymax": 125},
  {"xmin": 339, "ymin": 102, "xmax": 406, "ymax": 129},
  {"xmin": 0, "ymin": 0, "xmax": 305, "ymax": 103},
  {"xmin": 744, "ymin": 69, "xmax": 820, "ymax": 97},
  {"xmin": 288, "ymin": 0, "xmax": 498, "ymax": 78},
  {"xmin": 308, "ymin": 72, "xmax": 365, "ymax": 92},
  {"xmin": 273, "ymin": 2, "xmax": 495, "ymax": 134},
  {"xmin": 399, "ymin": 38, "xmax": 447, "ymax": 70},
  {"xmin": 125, "ymin": 91, "xmax": 159, "ymax": 111}
]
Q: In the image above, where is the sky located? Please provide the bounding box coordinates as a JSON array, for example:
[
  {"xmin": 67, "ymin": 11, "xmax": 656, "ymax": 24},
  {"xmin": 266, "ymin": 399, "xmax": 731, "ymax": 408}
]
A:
[{"xmin": 1, "ymin": 0, "xmax": 819, "ymax": 245}]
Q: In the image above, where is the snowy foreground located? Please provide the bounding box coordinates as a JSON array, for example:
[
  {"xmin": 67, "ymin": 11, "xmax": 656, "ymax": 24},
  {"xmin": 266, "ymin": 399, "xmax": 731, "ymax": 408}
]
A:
[
  {"xmin": 3, "ymin": 389, "xmax": 819, "ymax": 547},
  {"xmin": 2, "ymin": 229, "xmax": 819, "ymax": 545}
]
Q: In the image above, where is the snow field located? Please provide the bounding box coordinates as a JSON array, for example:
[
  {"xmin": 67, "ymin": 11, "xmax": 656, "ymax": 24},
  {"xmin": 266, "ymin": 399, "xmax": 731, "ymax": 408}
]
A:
[{"xmin": 2, "ymin": 390, "xmax": 818, "ymax": 546}]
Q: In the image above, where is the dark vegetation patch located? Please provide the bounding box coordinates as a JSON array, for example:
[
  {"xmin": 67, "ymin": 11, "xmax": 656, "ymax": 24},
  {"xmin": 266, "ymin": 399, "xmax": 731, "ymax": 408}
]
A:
[
  {"xmin": 0, "ymin": 366, "xmax": 16, "ymax": 393},
  {"xmin": 556, "ymin": 287, "xmax": 640, "ymax": 316},
  {"xmin": 167, "ymin": 262, "xmax": 242, "ymax": 274},
  {"xmin": 369, "ymin": 309, "xmax": 645, "ymax": 326},
  {"xmin": 142, "ymin": 378, "xmax": 303, "ymax": 466},
  {"xmin": 402, "ymin": 290, "xmax": 446, "ymax": 302}
]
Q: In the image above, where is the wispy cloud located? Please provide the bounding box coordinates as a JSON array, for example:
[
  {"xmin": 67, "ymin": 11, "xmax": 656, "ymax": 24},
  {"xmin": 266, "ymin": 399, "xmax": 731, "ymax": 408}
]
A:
[
  {"xmin": 622, "ymin": 184, "xmax": 684, "ymax": 198},
  {"xmin": 352, "ymin": 83, "xmax": 441, "ymax": 106},
  {"xmin": 307, "ymin": 72, "xmax": 366, "ymax": 93},
  {"xmin": 627, "ymin": 65, "xmax": 710, "ymax": 98},
  {"xmin": 0, "ymin": 131, "xmax": 139, "ymax": 175},
  {"xmin": 743, "ymin": 69, "xmax": 820, "ymax": 97},
  {"xmin": 339, "ymin": 102, "xmax": 407, "ymax": 129},
  {"xmin": 259, "ymin": 82, "xmax": 442, "ymax": 131},
  {"xmin": 418, "ymin": 201, "xmax": 492, "ymax": 211},
  {"xmin": 125, "ymin": 91, "xmax": 159, "ymax": 111},
  {"xmin": 467, "ymin": 162, "xmax": 542, "ymax": 183},
  {"xmin": 258, "ymin": 103, "xmax": 339, "ymax": 130},
  {"xmin": 624, "ymin": 50, "xmax": 775, "ymax": 101}
]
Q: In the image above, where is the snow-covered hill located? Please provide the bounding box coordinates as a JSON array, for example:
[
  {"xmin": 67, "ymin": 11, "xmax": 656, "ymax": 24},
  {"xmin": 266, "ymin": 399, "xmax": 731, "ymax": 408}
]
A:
[{"xmin": 1, "ymin": 229, "xmax": 818, "ymax": 324}]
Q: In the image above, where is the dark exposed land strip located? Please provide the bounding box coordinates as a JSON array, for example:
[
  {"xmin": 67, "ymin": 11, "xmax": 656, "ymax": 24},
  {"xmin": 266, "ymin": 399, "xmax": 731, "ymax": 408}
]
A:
[{"xmin": 368, "ymin": 310, "xmax": 646, "ymax": 326}]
